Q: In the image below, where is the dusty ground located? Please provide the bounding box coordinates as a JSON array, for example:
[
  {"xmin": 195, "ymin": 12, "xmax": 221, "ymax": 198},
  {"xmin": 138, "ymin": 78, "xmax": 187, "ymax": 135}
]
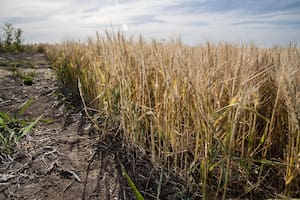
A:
[{"xmin": 0, "ymin": 52, "xmax": 188, "ymax": 200}]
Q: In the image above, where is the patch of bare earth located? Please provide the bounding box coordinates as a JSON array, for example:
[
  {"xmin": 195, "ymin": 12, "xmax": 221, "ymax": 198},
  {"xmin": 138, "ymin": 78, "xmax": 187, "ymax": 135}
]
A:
[{"xmin": 0, "ymin": 52, "xmax": 188, "ymax": 200}]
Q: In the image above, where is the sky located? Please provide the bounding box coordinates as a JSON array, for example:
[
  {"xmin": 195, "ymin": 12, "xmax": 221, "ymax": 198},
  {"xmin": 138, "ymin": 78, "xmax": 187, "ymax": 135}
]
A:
[{"xmin": 0, "ymin": 0, "xmax": 300, "ymax": 46}]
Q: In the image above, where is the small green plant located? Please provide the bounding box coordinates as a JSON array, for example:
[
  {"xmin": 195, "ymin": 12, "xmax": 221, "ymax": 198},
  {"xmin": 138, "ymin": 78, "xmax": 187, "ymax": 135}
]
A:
[
  {"xmin": 11, "ymin": 69, "xmax": 35, "ymax": 85},
  {"xmin": 0, "ymin": 100, "xmax": 43, "ymax": 155},
  {"xmin": 22, "ymin": 74, "xmax": 34, "ymax": 85}
]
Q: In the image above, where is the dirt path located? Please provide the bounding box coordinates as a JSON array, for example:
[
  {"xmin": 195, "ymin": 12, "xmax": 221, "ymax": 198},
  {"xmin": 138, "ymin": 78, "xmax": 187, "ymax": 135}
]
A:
[
  {"xmin": 0, "ymin": 52, "xmax": 186, "ymax": 200},
  {"xmin": 0, "ymin": 52, "xmax": 126, "ymax": 199}
]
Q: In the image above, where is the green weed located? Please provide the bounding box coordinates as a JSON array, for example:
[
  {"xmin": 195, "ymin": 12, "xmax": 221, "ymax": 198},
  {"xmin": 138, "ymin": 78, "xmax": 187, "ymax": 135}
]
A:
[
  {"xmin": 121, "ymin": 164, "xmax": 145, "ymax": 200},
  {"xmin": 0, "ymin": 99, "xmax": 43, "ymax": 154},
  {"xmin": 11, "ymin": 69, "xmax": 35, "ymax": 85}
]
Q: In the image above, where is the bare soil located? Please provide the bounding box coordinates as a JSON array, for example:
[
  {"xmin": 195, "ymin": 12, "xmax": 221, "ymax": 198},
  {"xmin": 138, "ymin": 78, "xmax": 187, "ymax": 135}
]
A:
[{"xmin": 0, "ymin": 52, "xmax": 188, "ymax": 200}]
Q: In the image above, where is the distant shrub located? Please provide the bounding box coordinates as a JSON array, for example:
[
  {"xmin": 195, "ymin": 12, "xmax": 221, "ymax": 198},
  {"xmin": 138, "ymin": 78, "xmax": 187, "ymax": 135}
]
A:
[
  {"xmin": 0, "ymin": 23, "xmax": 24, "ymax": 52},
  {"xmin": 13, "ymin": 27, "xmax": 23, "ymax": 50}
]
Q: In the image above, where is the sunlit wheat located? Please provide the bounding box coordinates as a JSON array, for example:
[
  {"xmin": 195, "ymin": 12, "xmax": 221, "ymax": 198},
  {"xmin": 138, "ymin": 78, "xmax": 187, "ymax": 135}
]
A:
[{"xmin": 46, "ymin": 33, "xmax": 300, "ymax": 199}]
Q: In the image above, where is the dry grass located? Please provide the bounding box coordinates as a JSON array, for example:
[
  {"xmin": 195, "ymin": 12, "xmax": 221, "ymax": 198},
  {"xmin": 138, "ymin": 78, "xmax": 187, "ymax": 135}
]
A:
[{"xmin": 46, "ymin": 32, "xmax": 300, "ymax": 199}]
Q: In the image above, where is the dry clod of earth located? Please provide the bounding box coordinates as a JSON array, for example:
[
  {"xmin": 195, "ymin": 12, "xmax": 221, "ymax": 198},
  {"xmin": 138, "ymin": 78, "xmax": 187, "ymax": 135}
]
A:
[{"xmin": 0, "ymin": 52, "xmax": 185, "ymax": 200}]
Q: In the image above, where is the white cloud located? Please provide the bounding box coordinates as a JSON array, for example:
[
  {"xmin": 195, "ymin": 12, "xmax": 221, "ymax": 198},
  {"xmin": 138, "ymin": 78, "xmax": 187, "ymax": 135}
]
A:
[
  {"xmin": 0, "ymin": 0, "xmax": 299, "ymax": 46},
  {"xmin": 0, "ymin": 0, "xmax": 69, "ymax": 18}
]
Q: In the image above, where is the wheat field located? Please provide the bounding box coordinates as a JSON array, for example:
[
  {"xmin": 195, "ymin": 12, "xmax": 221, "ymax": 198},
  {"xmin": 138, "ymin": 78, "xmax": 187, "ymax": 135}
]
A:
[{"xmin": 46, "ymin": 32, "xmax": 300, "ymax": 199}]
